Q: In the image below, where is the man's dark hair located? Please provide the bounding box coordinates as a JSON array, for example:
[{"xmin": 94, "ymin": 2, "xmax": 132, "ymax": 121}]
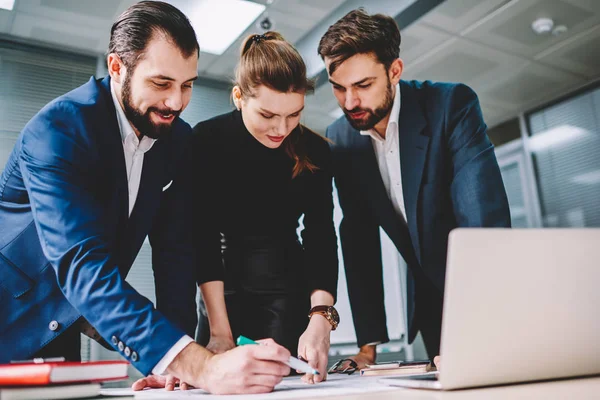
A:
[
  {"xmin": 108, "ymin": 0, "xmax": 199, "ymax": 70},
  {"xmin": 318, "ymin": 8, "xmax": 401, "ymax": 75}
]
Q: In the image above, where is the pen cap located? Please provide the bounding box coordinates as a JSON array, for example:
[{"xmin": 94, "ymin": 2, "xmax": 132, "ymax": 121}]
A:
[{"xmin": 236, "ymin": 336, "xmax": 258, "ymax": 346}]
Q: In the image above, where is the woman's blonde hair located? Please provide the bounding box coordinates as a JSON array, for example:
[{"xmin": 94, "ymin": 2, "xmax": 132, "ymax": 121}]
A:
[{"xmin": 235, "ymin": 31, "xmax": 321, "ymax": 178}]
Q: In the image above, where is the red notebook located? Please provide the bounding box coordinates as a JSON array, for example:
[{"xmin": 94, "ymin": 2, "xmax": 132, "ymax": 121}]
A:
[
  {"xmin": 0, "ymin": 383, "xmax": 100, "ymax": 400},
  {"xmin": 0, "ymin": 361, "xmax": 129, "ymax": 386}
]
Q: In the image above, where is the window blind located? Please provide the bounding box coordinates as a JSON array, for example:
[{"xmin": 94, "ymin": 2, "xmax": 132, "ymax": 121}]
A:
[
  {"xmin": 499, "ymin": 161, "xmax": 529, "ymax": 228},
  {"xmin": 0, "ymin": 41, "xmax": 96, "ymax": 172},
  {"xmin": 528, "ymin": 86, "xmax": 600, "ymax": 228},
  {"xmin": 180, "ymin": 80, "xmax": 233, "ymax": 126}
]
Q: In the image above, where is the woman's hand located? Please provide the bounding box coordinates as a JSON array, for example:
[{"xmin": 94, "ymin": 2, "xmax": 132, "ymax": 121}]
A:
[
  {"xmin": 297, "ymin": 315, "xmax": 332, "ymax": 384},
  {"xmin": 206, "ymin": 334, "xmax": 235, "ymax": 354}
]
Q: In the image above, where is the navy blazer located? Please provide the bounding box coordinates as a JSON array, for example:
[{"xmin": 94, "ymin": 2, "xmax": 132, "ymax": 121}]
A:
[
  {"xmin": 326, "ymin": 80, "xmax": 511, "ymax": 347},
  {"xmin": 0, "ymin": 77, "xmax": 197, "ymax": 374}
]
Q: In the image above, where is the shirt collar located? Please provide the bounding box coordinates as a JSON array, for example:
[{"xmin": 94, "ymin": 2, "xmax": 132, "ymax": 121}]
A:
[
  {"xmin": 110, "ymin": 81, "xmax": 156, "ymax": 152},
  {"xmin": 360, "ymin": 83, "xmax": 401, "ymax": 143}
]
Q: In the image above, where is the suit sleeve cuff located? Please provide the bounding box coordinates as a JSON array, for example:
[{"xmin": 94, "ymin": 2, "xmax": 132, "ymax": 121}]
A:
[{"xmin": 151, "ymin": 335, "xmax": 194, "ymax": 375}]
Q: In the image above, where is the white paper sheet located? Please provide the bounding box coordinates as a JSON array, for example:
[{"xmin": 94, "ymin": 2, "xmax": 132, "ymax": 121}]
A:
[{"xmin": 100, "ymin": 374, "xmax": 399, "ymax": 399}]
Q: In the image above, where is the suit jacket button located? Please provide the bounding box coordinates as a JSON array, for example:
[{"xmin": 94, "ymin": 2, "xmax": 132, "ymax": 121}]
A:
[
  {"xmin": 131, "ymin": 352, "xmax": 138, "ymax": 362},
  {"xmin": 48, "ymin": 320, "xmax": 60, "ymax": 331},
  {"xmin": 124, "ymin": 347, "xmax": 131, "ymax": 357},
  {"xmin": 111, "ymin": 336, "xmax": 118, "ymax": 345},
  {"xmin": 118, "ymin": 341, "xmax": 125, "ymax": 351}
]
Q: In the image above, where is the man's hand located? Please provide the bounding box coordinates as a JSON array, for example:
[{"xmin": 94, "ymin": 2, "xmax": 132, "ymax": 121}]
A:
[
  {"xmin": 206, "ymin": 334, "xmax": 235, "ymax": 355},
  {"xmin": 132, "ymin": 374, "xmax": 192, "ymax": 391},
  {"xmin": 132, "ymin": 340, "xmax": 291, "ymax": 395},
  {"xmin": 329, "ymin": 344, "xmax": 376, "ymax": 373},
  {"xmin": 199, "ymin": 339, "xmax": 291, "ymax": 394},
  {"xmin": 297, "ymin": 314, "xmax": 332, "ymax": 384}
]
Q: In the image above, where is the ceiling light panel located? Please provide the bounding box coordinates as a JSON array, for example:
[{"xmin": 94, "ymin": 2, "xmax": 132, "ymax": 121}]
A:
[{"xmin": 173, "ymin": 0, "xmax": 266, "ymax": 55}]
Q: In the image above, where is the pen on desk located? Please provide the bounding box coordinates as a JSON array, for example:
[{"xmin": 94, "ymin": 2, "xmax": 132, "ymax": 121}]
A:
[
  {"xmin": 10, "ymin": 357, "xmax": 66, "ymax": 364},
  {"xmin": 236, "ymin": 335, "xmax": 320, "ymax": 375}
]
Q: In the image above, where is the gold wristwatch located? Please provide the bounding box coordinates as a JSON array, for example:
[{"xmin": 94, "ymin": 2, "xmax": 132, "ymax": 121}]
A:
[{"xmin": 308, "ymin": 305, "xmax": 340, "ymax": 330}]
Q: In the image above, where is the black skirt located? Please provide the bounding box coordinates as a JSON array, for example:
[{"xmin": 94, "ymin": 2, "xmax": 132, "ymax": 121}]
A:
[{"xmin": 198, "ymin": 234, "xmax": 310, "ymax": 356}]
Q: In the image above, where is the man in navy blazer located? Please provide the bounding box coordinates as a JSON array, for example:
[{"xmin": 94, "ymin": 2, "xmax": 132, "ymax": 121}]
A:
[
  {"xmin": 0, "ymin": 1, "xmax": 291, "ymax": 394},
  {"xmin": 319, "ymin": 9, "xmax": 511, "ymax": 371}
]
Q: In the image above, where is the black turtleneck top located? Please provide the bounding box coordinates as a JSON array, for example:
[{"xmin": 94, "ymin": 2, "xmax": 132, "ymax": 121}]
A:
[{"xmin": 189, "ymin": 110, "xmax": 338, "ymax": 299}]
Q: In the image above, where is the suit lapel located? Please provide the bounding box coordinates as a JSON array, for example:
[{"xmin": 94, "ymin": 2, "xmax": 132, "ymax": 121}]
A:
[
  {"xmin": 398, "ymin": 81, "xmax": 429, "ymax": 262},
  {"xmin": 355, "ymin": 135, "xmax": 400, "ymax": 227},
  {"xmin": 98, "ymin": 77, "xmax": 129, "ymax": 233},
  {"xmin": 129, "ymin": 143, "xmax": 162, "ymax": 224},
  {"xmin": 125, "ymin": 141, "xmax": 167, "ymax": 269},
  {"xmin": 354, "ymin": 132, "xmax": 418, "ymax": 260}
]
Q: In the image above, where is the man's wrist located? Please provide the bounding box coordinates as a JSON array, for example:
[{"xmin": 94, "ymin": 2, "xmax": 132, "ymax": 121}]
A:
[
  {"xmin": 165, "ymin": 341, "xmax": 192, "ymax": 376},
  {"xmin": 194, "ymin": 350, "xmax": 215, "ymax": 390},
  {"xmin": 165, "ymin": 342, "xmax": 215, "ymax": 388},
  {"xmin": 152, "ymin": 335, "xmax": 194, "ymax": 375}
]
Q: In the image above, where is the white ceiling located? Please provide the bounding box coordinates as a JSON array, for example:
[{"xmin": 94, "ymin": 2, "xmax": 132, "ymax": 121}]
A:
[
  {"xmin": 193, "ymin": 0, "xmax": 348, "ymax": 80},
  {"xmin": 0, "ymin": 0, "xmax": 346, "ymax": 78},
  {"xmin": 1, "ymin": 0, "xmax": 599, "ymax": 133},
  {"xmin": 413, "ymin": 0, "xmax": 600, "ymax": 128}
]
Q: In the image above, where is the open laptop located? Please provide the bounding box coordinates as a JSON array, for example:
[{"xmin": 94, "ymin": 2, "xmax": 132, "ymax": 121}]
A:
[{"xmin": 381, "ymin": 228, "xmax": 600, "ymax": 390}]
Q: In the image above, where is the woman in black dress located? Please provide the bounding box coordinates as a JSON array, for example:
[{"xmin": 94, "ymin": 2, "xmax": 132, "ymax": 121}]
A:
[{"xmin": 190, "ymin": 32, "xmax": 339, "ymax": 382}]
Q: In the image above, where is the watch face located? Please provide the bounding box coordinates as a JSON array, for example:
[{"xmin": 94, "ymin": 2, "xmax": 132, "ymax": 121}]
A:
[{"xmin": 328, "ymin": 306, "xmax": 340, "ymax": 324}]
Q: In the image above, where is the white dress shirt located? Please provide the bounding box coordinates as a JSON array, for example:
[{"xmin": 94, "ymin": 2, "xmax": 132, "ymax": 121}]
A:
[
  {"xmin": 110, "ymin": 83, "xmax": 157, "ymax": 216},
  {"xmin": 110, "ymin": 83, "xmax": 193, "ymax": 375},
  {"xmin": 359, "ymin": 84, "xmax": 404, "ymax": 348},
  {"xmin": 360, "ymin": 83, "xmax": 407, "ymax": 221}
]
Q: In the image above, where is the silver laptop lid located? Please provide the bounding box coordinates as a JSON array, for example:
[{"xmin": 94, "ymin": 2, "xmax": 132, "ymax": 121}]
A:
[{"xmin": 440, "ymin": 229, "xmax": 600, "ymax": 390}]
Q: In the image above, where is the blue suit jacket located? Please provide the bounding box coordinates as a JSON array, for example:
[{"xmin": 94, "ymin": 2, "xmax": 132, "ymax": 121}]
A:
[
  {"xmin": 326, "ymin": 80, "xmax": 511, "ymax": 347},
  {"xmin": 0, "ymin": 77, "xmax": 197, "ymax": 374}
]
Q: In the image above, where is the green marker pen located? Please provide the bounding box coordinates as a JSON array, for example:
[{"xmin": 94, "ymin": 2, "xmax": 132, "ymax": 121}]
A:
[{"xmin": 236, "ymin": 335, "xmax": 320, "ymax": 375}]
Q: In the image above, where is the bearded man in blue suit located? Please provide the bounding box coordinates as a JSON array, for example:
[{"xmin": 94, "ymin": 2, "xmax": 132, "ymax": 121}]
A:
[
  {"xmin": 319, "ymin": 9, "xmax": 511, "ymax": 372},
  {"xmin": 0, "ymin": 1, "xmax": 291, "ymax": 394}
]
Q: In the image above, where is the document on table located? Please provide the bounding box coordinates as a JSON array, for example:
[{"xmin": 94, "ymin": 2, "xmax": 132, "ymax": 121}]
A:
[{"xmin": 100, "ymin": 374, "xmax": 398, "ymax": 399}]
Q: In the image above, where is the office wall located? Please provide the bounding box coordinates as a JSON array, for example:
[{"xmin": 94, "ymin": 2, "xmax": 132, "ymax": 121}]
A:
[
  {"xmin": 0, "ymin": 41, "xmax": 96, "ymax": 172},
  {"xmin": 528, "ymin": 86, "xmax": 600, "ymax": 228},
  {"xmin": 493, "ymin": 83, "xmax": 600, "ymax": 230}
]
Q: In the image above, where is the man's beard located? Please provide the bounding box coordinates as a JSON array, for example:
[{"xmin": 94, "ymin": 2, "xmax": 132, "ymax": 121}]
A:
[
  {"xmin": 343, "ymin": 79, "xmax": 394, "ymax": 131},
  {"xmin": 121, "ymin": 74, "xmax": 181, "ymax": 140}
]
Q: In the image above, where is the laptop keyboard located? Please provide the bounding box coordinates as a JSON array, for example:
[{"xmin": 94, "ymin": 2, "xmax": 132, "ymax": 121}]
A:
[{"xmin": 406, "ymin": 373, "xmax": 439, "ymax": 381}]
